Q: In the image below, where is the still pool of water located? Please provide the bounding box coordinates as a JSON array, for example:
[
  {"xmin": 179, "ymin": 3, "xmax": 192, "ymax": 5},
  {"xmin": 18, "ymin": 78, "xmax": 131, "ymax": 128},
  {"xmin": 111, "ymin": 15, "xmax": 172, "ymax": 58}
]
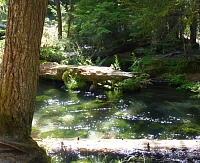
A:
[{"xmin": 32, "ymin": 80, "xmax": 200, "ymax": 140}]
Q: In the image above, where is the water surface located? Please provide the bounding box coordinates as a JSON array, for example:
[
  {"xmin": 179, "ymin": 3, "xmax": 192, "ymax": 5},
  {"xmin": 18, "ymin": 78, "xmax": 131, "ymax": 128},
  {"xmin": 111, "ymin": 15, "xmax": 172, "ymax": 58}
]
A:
[{"xmin": 32, "ymin": 80, "xmax": 200, "ymax": 140}]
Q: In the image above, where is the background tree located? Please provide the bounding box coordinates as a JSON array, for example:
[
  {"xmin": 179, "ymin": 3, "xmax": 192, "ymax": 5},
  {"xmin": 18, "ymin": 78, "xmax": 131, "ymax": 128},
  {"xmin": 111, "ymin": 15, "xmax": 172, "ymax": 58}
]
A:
[
  {"xmin": 0, "ymin": 0, "xmax": 49, "ymax": 161},
  {"xmin": 56, "ymin": 0, "xmax": 62, "ymax": 39},
  {"xmin": 67, "ymin": 0, "xmax": 74, "ymax": 38}
]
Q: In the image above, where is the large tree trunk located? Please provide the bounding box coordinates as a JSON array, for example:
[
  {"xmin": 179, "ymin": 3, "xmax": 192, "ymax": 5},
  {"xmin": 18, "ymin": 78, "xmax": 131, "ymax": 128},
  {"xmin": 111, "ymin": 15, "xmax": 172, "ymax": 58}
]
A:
[{"xmin": 0, "ymin": 0, "xmax": 48, "ymax": 142}]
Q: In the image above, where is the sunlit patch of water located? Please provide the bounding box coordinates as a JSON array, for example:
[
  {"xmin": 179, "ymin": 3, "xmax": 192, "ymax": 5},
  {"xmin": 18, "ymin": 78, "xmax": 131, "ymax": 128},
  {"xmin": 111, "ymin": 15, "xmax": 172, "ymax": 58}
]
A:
[
  {"xmin": 84, "ymin": 92, "xmax": 94, "ymax": 97},
  {"xmin": 96, "ymin": 94, "xmax": 107, "ymax": 100},
  {"xmin": 33, "ymin": 82, "xmax": 200, "ymax": 140}
]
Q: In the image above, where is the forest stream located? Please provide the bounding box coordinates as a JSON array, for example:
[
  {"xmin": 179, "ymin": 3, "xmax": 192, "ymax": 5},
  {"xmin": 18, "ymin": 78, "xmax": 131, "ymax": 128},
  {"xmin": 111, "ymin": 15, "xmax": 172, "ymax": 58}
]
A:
[{"xmin": 32, "ymin": 80, "xmax": 200, "ymax": 162}]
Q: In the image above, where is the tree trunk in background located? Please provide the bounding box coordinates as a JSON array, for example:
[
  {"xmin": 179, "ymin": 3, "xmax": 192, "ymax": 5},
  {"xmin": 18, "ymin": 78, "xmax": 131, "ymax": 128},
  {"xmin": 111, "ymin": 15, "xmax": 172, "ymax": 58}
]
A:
[
  {"xmin": 67, "ymin": 0, "xmax": 74, "ymax": 38},
  {"xmin": 189, "ymin": 0, "xmax": 198, "ymax": 46},
  {"xmin": 0, "ymin": 0, "xmax": 48, "ymax": 142},
  {"xmin": 190, "ymin": 15, "xmax": 197, "ymax": 45},
  {"xmin": 56, "ymin": 0, "xmax": 62, "ymax": 39}
]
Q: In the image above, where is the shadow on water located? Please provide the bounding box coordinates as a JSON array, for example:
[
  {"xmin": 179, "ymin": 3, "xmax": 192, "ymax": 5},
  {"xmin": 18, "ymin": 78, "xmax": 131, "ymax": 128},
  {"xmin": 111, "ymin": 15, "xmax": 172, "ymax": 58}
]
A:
[{"xmin": 33, "ymin": 80, "xmax": 200, "ymax": 162}]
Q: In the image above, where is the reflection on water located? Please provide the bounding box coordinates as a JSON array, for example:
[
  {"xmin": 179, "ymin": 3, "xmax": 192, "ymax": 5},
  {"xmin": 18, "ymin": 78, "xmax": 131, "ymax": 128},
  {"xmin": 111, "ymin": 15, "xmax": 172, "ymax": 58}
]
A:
[{"xmin": 32, "ymin": 80, "xmax": 200, "ymax": 140}]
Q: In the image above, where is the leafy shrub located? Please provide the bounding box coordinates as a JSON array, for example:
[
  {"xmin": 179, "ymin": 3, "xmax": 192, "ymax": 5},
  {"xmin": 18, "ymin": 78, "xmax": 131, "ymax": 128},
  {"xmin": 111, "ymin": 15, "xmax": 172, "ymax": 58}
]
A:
[
  {"xmin": 152, "ymin": 39, "xmax": 183, "ymax": 54},
  {"xmin": 111, "ymin": 55, "xmax": 121, "ymax": 70},
  {"xmin": 190, "ymin": 82, "xmax": 200, "ymax": 94},
  {"xmin": 40, "ymin": 46, "xmax": 66, "ymax": 63},
  {"xmin": 117, "ymin": 73, "xmax": 151, "ymax": 92},
  {"xmin": 40, "ymin": 26, "xmax": 66, "ymax": 63},
  {"xmin": 143, "ymin": 59, "xmax": 167, "ymax": 77},
  {"xmin": 160, "ymin": 73, "xmax": 187, "ymax": 86},
  {"xmin": 61, "ymin": 54, "xmax": 94, "ymax": 66},
  {"xmin": 129, "ymin": 57, "xmax": 141, "ymax": 72},
  {"xmin": 181, "ymin": 82, "xmax": 200, "ymax": 98}
]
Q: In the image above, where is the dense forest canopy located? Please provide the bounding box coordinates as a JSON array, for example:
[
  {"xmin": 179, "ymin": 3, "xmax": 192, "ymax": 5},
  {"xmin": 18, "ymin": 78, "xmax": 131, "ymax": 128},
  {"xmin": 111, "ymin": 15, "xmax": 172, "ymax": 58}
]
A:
[
  {"xmin": 60, "ymin": 0, "xmax": 199, "ymax": 54},
  {"xmin": 0, "ymin": 0, "xmax": 199, "ymax": 54}
]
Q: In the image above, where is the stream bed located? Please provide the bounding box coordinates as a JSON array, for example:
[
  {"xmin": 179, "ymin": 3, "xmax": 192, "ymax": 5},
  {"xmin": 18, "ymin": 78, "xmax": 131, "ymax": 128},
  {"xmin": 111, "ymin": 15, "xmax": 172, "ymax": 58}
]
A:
[{"xmin": 32, "ymin": 80, "xmax": 200, "ymax": 162}]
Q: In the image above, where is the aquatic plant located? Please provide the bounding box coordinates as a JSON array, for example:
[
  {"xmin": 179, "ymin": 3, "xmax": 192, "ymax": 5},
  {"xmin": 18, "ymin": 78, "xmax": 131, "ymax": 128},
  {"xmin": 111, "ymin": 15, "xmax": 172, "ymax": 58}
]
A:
[
  {"xmin": 36, "ymin": 95, "xmax": 51, "ymax": 102},
  {"xmin": 116, "ymin": 73, "xmax": 151, "ymax": 91},
  {"xmin": 62, "ymin": 70, "xmax": 87, "ymax": 90}
]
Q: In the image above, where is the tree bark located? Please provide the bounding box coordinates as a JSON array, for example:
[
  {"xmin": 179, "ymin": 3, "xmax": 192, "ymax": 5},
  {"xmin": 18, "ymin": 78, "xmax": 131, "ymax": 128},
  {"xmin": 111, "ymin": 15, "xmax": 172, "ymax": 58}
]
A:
[{"xmin": 0, "ymin": 0, "xmax": 48, "ymax": 142}]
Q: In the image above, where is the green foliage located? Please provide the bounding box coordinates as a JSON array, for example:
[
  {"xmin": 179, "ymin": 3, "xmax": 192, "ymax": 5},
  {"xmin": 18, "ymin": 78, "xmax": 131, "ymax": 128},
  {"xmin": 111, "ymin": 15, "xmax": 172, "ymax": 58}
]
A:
[
  {"xmin": 70, "ymin": 155, "xmax": 122, "ymax": 163},
  {"xmin": 40, "ymin": 46, "xmax": 65, "ymax": 63},
  {"xmin": 174, "ymin": 123, "xmax": 200, "ymax": 136},
  {"xmin": 59, "ymin": 38, "xmax": 95, "ymax": 66},
  {"xmin": 61, "ymin": 54, "xmax": 94, "ymax": 66},
  {"xmin": 0, "ymin": 4, "xmax": 6, "ymax": 21},
  {"xmin": 0, "ymin": 0, "xmax": 6, "ymax": 5},
  {"xmin": 62, "ymin": 70, "xmax": 86, "ymax": 90},
  {"xmin": 40, "ymin": 26, "xmax": 67, "ymax": 62},
  {"xmin": 160, "ymin": 73, "xmax": 187, "ymax": 86},
  {"xmin": 190, "ymin": 82, "xmax": 200, "ymax": 94},
  {"xmin": 134, "ymin": 47, "xmax": 156, "ymax": 56},
  {"xmin": 138, "ymin": 58, "xmax": 168, "ymax": 77},
  {"xmin": 152, "ymin": 39, "xmax": 183, "ymax": 54},
  {"xmin": 169, "ymin": 74, "xmax": 187, "ymax": 86},
  {"xmin": 36, "ymin": 95, "xmax": 51, "ymax": 102},
  {"xmin": 71, "ymin": 0, "xmax": 133, "ymax": 50},
  {"xmin": 129, "ymin": 57, "xmax": 142, "ymax": 72},
  {"xmin": 0, "ymin": 28, "xmax": 5, "ymax": 39},
  {"xmin": 0, "ymin": 4, "xmax": 6, "ymax": 40},
  {"xmin": 138, "ymin": 56, "xmax": 200, "ymax": 78},
  {"xmin": 181, "ymin": 82, "xmax": 200, "ymax": 98},
  {"xmin": 111, "ymin": 55, "xmax": 121, "ymax": 70},
  {"xmin": 121, "ymin": 0, "xmax": 199, "ymax": 53},
  {"xmin": 117, "ymin": 73, "xmax": 151, "ymax": 92},
  {"xmin": 164, "ymin": 58, "xmax": 200, "ymax": 74}
]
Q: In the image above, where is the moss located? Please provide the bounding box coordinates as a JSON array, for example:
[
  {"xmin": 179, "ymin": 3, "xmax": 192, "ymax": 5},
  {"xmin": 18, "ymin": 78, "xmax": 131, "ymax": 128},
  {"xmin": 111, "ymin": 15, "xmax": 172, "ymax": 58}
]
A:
[
  {"xmin": 36, "ymin": 95, "xmax": 51, "ymax": 102},
  {"xmin": 40, "ymin": 129, "xmax": 88, "ymax": 138},
  {"xmin": 0, "ymin": 114, "xmax": 12, "ymax": 124},
  {"xmin": 38, "ymin": 105, "xmax": 66, "ymax": 117},
  {"xmin": 0, "ymin": 114, "xmax": 31, "ymax": 141},
  {"xmin": 180, "ymin": 124, "xmax": 200, "ymax": 136},
  {"xmin": 45, "ymin": 89, "xmax": 58, "ymax": 95},
  {"xmin": 65, "ymin": 100, "xmax": 108, "ymax": 111}
]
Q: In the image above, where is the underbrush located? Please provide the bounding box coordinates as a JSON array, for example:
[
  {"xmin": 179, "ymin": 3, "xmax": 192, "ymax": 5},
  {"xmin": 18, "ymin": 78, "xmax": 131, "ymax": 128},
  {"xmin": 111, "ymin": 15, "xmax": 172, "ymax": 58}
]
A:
[{"xmin": 129, "ymin": 55, "xmax": 200, "ymax": 97}]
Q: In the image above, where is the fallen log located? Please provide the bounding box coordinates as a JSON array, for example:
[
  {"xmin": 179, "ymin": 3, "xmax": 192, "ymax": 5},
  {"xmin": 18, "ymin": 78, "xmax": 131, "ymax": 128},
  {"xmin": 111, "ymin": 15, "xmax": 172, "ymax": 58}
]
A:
[
  {"xmin": 36, "ymin": 138, "xmax": 200, "ymax": 154},
  {"xmin": 39, "ymin": 62, "xmax": 135, "ymax": 84},
  {"xmin": 35, "ymin": 138, "xmax": 200, "ymax": 162}
]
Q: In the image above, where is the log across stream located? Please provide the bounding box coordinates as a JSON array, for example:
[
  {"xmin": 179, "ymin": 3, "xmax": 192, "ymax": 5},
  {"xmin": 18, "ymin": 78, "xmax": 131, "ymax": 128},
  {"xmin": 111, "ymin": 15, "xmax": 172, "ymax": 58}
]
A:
[
  {"xmin": 39, "ymin": 62, "xmax": 135, "ymax": 83},
  {"xmin": 36, "ymin": 138, "xmax": 200, "ymax": 161}
]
